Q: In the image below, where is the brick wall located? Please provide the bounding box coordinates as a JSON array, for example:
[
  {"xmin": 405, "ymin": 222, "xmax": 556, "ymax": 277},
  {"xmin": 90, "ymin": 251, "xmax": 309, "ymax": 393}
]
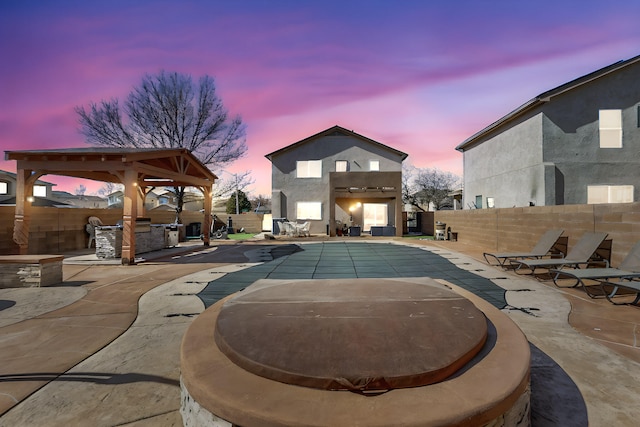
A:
[
  {"xmin": 435, "ymin": 203, "xmax": 640, "ymax": 267},
  {"xmin": 0, "ymin": 206, "xmax": 265, "ymax": 255}
]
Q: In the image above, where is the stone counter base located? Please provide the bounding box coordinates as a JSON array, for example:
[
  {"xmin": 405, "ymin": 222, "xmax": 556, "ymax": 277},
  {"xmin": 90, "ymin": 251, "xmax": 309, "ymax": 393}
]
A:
[{"xmin": 0, "ymin": 255, "xmax": 64, "ymax": 288}]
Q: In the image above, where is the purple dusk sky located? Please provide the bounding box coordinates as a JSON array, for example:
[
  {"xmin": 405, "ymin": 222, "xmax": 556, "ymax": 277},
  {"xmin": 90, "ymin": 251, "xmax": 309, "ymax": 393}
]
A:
[{"xmin": 1, "ymin": 0, "xmax": 640, "ymax": 196}]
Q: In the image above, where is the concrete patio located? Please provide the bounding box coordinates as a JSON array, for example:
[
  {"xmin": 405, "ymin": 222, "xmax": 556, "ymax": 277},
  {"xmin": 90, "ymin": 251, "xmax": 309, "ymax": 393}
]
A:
[{"xmin": 0, "ymin": 237, "xmax": 638, "ymax": 426}]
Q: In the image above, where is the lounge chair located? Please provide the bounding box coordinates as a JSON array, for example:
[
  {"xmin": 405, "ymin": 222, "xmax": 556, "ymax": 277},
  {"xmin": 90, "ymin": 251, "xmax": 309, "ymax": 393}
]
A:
[
  {"xmin": 550, "ymin": 241, "xmax": 640, "ymax": 298},
  {"xmin": 597, "ymin": 278, "xmax": 640, "ymax": 306},
  {"xmin": 483, "ymin": 229, "xmax": 566, "ymax": 268},
  {"xmin": 550, "ymin": 242, "xmax": 640, "ymax": 304},
  {"xmin": 511, "ymin": 232, "xmax": 609, "ymax": 277}
]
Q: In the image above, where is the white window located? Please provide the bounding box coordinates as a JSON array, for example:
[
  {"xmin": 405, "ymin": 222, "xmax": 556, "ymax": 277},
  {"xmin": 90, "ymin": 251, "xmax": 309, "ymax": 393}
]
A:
[
  {"xmin": 599, "ymin": 109, "xmax": 622, "ymax": 148},
  {"xmin": 335, "ymin": 160, "xmax": 348, "ymax": 172},
  {"xmin": 369, "ymin": 160, "xmax": 380, "ymax": 171},
  {"xmin": 296, "ymin": 160, "xmax": 322, "ymax": 178},
  {"xmin": 0, "ymin": 182, "xmax": 7, "ymax": 194},
  {"xmin": 296, "ymin": 202, "xmax": 322, "ymax": 220},
  {"xmin": 587, "ymin": 185, "xmax": 634, "ymax": 204},
  {"xmin": 33, "ymin": 185, "xmax": 47, "ymax": 197},
  {"xmin": 363, "ymin": 203, "xmax": 387, "ymax": 231},
  {"xmin": 487, "ymin": 197, "xmax": 495, "ymax": 208}
]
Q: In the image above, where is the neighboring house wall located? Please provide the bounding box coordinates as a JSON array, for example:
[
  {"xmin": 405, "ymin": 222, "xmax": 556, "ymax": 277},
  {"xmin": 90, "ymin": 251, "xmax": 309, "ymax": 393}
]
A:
[
  {"xmin": 268, "ymin": 126, "xmax": 406, "ymax": 236},
  {"xmin": 0, "ymin": 170, "xmax": 56, "ymax": 202},
  {"xmin": 459, "ymin": 56, "xmax": 640, "ymax": 209},
  {"xmin": 463, "ymin": 114, "xmax": 544, "ymax": 208},
  {"xmin": 541, "ymin": 63, "xmax": 640, "ymax": 204}
]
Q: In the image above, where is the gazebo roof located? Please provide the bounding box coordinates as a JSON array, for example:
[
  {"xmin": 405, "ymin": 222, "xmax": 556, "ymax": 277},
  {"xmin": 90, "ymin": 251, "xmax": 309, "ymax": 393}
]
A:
[
  {"xmin": 5, "ymin": 147, "xmax": 215, "ymax": 264},
  {"xmin": 4, "ymin": 148, "xmax": 217, "ymax": 188}
]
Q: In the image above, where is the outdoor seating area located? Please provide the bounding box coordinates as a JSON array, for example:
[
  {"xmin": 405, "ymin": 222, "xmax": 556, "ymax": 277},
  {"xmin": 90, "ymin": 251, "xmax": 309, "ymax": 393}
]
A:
[
  {"xmin": 511, "ymin": 232, "xmax": 610, "ymax": 276},
  {"xmin": 483, "ymin": 229, "xmax": 567, "ymax": 268},
  {"xmin": 551, "ymin": 240, "xmax": 640, "ymax": 304},
  {"xmin": 484, "ymin": 229, "xmax": 640, "ymax": 306}
]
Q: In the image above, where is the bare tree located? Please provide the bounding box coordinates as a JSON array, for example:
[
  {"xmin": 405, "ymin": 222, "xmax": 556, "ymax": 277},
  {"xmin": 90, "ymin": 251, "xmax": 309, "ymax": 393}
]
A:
[
  {"xmin": 97, "ymin": 182, "xmax": 123, "ymax": 197},
  {"xmin": 75, "ymin": 184, "xmax": 87, "ymax": 196},
  {"xmin": 212, "ymin": 170, "xmax": 253, "ymax": 199},
  {"xmin": 402, "ymin": 163, "xmax": 425, "ymax": 212},
  {"xmin": 403, "ymin": 165, "xmax": 460, "ymax": 211},
  {"xmin": 414, "ymin": 168, "xmax": 460, "ymax": 210},
  {"xmin": 251, "ymin": 194, "xmax": 271, "ymax": 212},
  {"xmin": 76, "ymin": 70, "xmax": 247, "ymax": 218}
]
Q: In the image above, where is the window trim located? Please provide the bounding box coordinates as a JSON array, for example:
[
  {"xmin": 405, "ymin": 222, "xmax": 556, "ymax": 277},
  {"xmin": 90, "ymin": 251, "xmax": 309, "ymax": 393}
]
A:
[
  {"xmin": 369, "ymin": 159, "xmax": 380, "ymax": 171},
  {"xmin": 335, "ymin": 160, "xmax": 348, "ymax": 172}
]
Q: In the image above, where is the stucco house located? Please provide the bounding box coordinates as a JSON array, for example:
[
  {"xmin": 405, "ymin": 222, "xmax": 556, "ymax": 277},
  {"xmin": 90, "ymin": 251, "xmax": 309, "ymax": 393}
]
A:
[
  {"xmin": 0, "ymin": 170, "xmax": 63, "ymax": 206},
  {"xmin": 266, "ymin": 125, "xmax": 408, "ymax": 237},
  {"xmin": 456, "ymin": 54, "xmax": 640, "ymax": 209}
]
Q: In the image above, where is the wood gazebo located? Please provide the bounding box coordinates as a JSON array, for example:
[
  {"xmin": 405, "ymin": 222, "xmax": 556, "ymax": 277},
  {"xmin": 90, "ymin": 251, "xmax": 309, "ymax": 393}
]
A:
[{"xmin": 5, "ymin": 148, "xmax": 216, "ymax": 265}]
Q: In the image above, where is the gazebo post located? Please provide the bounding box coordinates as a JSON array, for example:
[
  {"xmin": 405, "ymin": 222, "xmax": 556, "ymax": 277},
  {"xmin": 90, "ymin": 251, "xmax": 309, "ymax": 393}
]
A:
[
  {"xmin": 12, "ymin": 169, "xmax": 34, "ymax": 255},
  {"xmin": 202, "ymin": 185, "xmax": 212, "ymax": 247},
  {"xmin": 121, "ymin": 169, "xmax": 138, "ymax": 265}
]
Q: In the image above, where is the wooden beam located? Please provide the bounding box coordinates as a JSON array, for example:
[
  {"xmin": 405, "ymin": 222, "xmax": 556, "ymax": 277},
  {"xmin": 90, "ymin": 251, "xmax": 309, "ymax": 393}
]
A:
[
  {"xmin": 121, "ymin": 169, "xmax": 139, "ymax": 265},
  {"xmin": 201, "ymin": 185, "xmax": 212, "ymax": 247},
  {"xmin": 12, "ymin": 169, "xmax": 33, "ymax": 254},
  {"xmin": 134, "ymin": 163, "xmax": 213, "ymax": 187}
]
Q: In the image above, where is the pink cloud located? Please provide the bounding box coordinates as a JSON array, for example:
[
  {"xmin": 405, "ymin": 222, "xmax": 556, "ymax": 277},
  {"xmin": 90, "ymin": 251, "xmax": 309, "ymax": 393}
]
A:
[{"xmin": 2, "ymin": 0, "xmax": 640, "ymax": 199}]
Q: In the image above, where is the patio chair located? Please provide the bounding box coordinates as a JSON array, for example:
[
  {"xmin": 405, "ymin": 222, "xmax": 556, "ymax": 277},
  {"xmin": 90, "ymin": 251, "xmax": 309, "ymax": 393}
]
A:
[
  {"xmin": 281, "ymin": 221, "xmax": 296, "ymax": 237},
  {"xmin": 550, "ymin": 241, "xmax": 640, "ymax": 299},
  {"xmin": 511, "ymin": 232, "xmax": 609, "ymax": 277},
  {"xmin": 296, "ymin": 222, "xmax": 310, "ymax": 237},
  {"xmin": 483, "ymin": 229, "xmax": 566, "ymax": 268}
]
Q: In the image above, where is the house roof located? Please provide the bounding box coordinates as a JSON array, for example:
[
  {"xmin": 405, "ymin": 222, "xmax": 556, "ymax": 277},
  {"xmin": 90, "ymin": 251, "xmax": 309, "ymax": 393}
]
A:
[
  {"xmin": 264, "ymin": 125, "xmax": 409, "ymax": 161},
  {"xmin": 456, "ymin": 54, "xmax": 640, "ymax": 152},
  {"xmin": 52, "ymin": 191, "xmax": 105, "ymax": 201}
]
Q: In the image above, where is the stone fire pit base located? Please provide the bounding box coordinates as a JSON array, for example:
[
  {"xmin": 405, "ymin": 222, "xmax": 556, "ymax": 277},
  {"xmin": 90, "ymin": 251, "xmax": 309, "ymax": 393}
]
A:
[{"xmin": 180, "ymin": 277, "xmax": 531, "ymax": 427}]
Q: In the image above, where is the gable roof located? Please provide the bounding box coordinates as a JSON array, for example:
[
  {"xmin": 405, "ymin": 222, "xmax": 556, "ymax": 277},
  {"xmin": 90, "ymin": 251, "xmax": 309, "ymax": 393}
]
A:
[
  {"xmin": 265, "ymin": 125, "xmax": 408, "ymax": 161},
  {"xmin": 456, "ymin": 54, "xmax": 640, "ymax": 152}
]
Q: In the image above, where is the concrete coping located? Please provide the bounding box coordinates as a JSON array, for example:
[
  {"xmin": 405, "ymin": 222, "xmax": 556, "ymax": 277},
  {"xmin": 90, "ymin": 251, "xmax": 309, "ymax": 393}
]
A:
[{"xmin": 0, "ymin": 255, "xmax": 64, "ymax": 264}]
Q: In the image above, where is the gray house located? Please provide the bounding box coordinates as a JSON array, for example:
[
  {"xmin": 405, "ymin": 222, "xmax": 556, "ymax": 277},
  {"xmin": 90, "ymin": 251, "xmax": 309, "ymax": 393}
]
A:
[
  {"xmin": 266, "ymin": 125, "xmax": 408, "ymax": 236},
  {"xmin": 456, "ymin": 54, "xmax": 640, "ymax": 209},
  {"xmin": 0, "ymin": 170, "xmax": 62, "ymax": 206}
]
